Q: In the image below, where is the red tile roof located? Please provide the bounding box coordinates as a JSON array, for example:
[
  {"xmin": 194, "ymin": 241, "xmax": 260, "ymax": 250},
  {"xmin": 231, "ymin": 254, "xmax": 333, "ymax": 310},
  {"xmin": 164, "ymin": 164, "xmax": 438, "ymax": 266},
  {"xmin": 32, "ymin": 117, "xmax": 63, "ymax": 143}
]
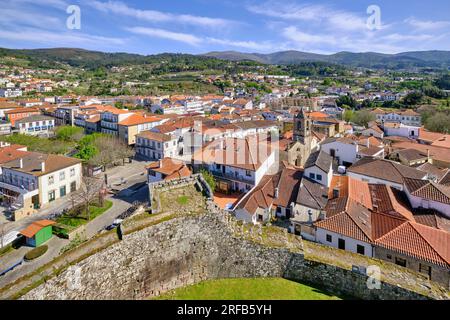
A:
[
  {"xmin": 20, "ymin": 220, "xmax": 55, "ymax": 238},
  {"xmin": 375, "ymin": 222, "xmax": 450, "ymax": 267}
]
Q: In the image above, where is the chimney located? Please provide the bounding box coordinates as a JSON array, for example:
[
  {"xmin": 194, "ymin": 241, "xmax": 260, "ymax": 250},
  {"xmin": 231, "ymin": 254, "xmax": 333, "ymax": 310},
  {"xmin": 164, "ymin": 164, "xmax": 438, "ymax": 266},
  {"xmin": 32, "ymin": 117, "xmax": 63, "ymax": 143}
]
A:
[
  {"xmin": 274, "ymin": 187, "xmax": 279, "ymax": 199},
  {"xmin": 41, "ymin": 161, "xmax": 45, "ymax": 172},
  {"xmin": 19, "ymin": 158, "xmax": 23, "ymax": 169},
  {"xmin": 366, "ymin": 138, "xmax": 370, "ymax": 148},
  {"xmin": 159, "ymin": 159, "xmax": 163, "ymax": 168}
]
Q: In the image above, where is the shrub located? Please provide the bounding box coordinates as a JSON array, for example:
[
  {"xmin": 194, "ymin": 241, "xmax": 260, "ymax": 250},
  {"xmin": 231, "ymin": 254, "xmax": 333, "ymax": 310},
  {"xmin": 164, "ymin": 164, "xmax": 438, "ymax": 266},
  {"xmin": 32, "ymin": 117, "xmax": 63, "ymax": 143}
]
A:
[
  {"xmin": 24, "ymin": 245, "xmax": 48, "ymax": 261},
  {"xmin": 200, "ymin": 169, "xmax": 216, "ymax": 192}
]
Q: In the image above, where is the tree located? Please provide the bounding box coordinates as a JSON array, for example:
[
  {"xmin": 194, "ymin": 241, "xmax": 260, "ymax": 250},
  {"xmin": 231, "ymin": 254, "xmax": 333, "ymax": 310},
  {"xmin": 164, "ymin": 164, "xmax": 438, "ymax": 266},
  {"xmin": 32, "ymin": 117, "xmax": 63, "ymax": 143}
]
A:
[
  {"xmin": 78, "ymin": 176, "xmax": 103, "ymax": 220},
  {"xmin": 55, "ymin": 126, "xmax": 84, "ymax": 142},
  {"xmin": 88, "ymin": 135, "xmax": 134, "ymax": 169},
  {"xmin": 403, "ymin": 91, "xmax": 424, "ymax": 106},
  {"xmin": 422, "ymin": 85, "xmax": 447, "ymax": 99},
  {"xmin": 360, "ymin": 99, "xmax": 375, "ymax": 109},
  {"xmin": 200, "ymin": 169, "xmax": 216, "ymax": 192},
  {"xmin": 343, "ymin": 109, "xmax": 354, "ymax": 123},
  {"xmin": 434, "ymin": 74, "xmax": 450, "ymax": 90},
  {"xmin": 352, "ymin": 110, "xmax": 376, "ymax": 127},
  {"xmin": 336, "ymin": 95, "xmax": 357, "ymax": 109},
  {"xmin": 425, "ymin": 112, "xmax": 450, "ymax": 133}
]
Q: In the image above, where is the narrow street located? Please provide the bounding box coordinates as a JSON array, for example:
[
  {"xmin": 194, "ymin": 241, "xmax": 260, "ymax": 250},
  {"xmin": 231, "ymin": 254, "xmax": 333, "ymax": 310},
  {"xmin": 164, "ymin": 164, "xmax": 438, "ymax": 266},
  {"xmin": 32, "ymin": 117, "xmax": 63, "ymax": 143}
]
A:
[{"xmin": 0, "ymin": 159, "xmax": 151, "ymax": 288}]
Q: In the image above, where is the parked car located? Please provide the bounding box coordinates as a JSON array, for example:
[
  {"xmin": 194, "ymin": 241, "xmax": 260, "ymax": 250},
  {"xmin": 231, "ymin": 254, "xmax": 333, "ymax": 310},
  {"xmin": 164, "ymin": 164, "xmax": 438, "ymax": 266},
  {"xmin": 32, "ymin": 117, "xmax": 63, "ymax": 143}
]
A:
[{"xmin": 105, "ymin": 219, "xmax": 123, "ymax": 231}]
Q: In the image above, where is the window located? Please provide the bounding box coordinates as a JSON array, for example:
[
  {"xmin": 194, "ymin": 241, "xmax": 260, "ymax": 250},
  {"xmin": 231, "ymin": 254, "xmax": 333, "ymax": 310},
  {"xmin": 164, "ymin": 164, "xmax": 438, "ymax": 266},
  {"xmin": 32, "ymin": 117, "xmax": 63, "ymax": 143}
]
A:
[
  {"xmin": 48, "ymin": 175, "xmax": 54, "ymax": 185},
  {"xmin": 338, "ymin": 238, "xmax": 346, "ymax": 250},
  {"xmin": 357, "ymin": 245, "xmax": 365, "ymax": 255},
  {"xmin": 59, "ymin": 171, "xmax": 65, "ymax": 181},
  {"xmin": 326, "ymin": 234, "xmax": 332, "ymax": 243},
  {"xmin": 309, "ymin": 173, "xmax": 315, "ymax": 179},
  {"xmin": 60, "ymin": 186, "xmax": 66, "ymax": 197},
  {"xmin": 245, "ymin": 170, "xmax": 252, "ymax": 177},
  {"xmin": 246, "ymin": 184, "xmax": 251, "ymax": 191},
  {"xmin": 70, "ymin": 168, "xmax": 75, "ymax": 177},
  {"xmin": 386, "ymin": 254, "xmax": 392, "ymax": 260},
  {"xmin": 395, "ymin": 257, "xmax": 407, "ymax": 267},
  {"xmin": 149, "ymin": 170, "xmax": 156, "ymax": 177},
  {"xmin": 316, "ymin": 174, "xmax": 323, "ymax": 181},
  {"xmin": 332, "ymin": 189, "xmax": 340, "ymax": 198},
  {"xmin": 48, "ymin": 190, "xmax": 56, "ymax": 202},
  {"xmin": 419, "ymin": 264, "xmax": 432, "ymax": 278}
]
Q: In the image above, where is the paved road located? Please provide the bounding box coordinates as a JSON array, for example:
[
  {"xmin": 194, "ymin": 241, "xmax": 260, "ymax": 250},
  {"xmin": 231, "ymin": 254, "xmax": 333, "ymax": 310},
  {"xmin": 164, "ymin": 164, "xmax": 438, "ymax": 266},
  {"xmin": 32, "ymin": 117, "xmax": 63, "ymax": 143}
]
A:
[
  {"xmin": 0, "ymin": 236, "xmax": 68, "ymax": 288},
  {"xmin": 0, "ymin": 159, "xmax": 150, "ymax": 236},
  {"xmin": 0, "ymin": 159, "xmax": 153, "ymax": 288}
]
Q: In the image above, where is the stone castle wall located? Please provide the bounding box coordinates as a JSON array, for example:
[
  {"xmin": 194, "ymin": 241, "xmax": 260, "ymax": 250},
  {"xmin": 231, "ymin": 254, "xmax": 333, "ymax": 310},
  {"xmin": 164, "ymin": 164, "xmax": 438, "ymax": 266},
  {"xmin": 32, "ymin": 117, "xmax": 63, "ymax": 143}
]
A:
[{"xmin": 21, "ymin": 176, "xmax": 449, "ymax": 300}]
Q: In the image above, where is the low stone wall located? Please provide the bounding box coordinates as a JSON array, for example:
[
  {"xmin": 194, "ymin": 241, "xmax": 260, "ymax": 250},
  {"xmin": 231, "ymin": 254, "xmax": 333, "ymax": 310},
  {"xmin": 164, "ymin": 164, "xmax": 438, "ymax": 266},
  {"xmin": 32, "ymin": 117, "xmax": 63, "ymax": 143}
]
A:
[
  {"xmin": 22, "ymin": 209, "xmax": 448, "ymax": 300},
  {"xmin": 67, "ymin": 225, "xmax": 87, "ymax": 241},
  {"xmin": 19, "ymin": 176, "xmax": 450, "ymax": 300}
]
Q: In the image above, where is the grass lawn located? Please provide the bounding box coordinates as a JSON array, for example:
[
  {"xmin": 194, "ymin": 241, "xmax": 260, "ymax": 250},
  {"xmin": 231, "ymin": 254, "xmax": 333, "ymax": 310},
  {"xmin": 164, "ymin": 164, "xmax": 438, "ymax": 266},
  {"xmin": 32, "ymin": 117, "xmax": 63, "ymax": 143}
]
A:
[
  {"xmin": 176, "ymin": 196, "xmax": 189, "ymax": 205},
  {"xmin": 156, "ymin": 278, "xmax": 342, "ymax": 300},
  {"xmin": 56, "ymin": 200, "xmax": 113, "ymax": 228}
]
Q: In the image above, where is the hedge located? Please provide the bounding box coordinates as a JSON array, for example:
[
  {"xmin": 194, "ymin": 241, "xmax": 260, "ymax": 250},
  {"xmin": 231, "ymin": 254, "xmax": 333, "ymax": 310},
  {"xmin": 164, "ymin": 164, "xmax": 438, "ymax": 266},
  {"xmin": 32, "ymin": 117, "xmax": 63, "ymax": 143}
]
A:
[{"xmin": 24, "ymin": 245, "xmax": 48, "ymax": 261}]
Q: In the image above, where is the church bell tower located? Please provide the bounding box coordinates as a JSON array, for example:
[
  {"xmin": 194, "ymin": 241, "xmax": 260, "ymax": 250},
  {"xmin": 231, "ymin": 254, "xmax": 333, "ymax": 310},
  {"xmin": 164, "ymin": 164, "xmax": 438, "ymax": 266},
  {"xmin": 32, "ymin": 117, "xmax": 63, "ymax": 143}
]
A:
[{"xmin": 293, "ymin": 107, "xmax": 311, "ymax": 143}]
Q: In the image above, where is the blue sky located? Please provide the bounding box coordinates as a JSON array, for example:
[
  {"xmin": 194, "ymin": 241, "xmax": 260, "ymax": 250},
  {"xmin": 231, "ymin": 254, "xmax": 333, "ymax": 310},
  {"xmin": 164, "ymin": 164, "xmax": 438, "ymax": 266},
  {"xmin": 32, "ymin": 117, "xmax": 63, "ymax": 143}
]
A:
[{"xmin": 1, "ymin": 0, "xmax": 450, "ymax": 55}]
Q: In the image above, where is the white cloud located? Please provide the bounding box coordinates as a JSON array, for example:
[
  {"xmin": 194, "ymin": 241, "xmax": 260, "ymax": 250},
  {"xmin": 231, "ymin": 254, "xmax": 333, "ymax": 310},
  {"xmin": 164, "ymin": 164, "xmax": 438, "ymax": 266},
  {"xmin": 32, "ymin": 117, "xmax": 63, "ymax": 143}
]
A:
[
  {"xmin": 405, "ymin": 17, "xmax": 450, "ymax": 31},
  {"xmin": 280, "ymin": 26, "xmax": 448, "ymax": 54},
  {"xmin": 0, "ymin": 28, "xmax": 125, "ymax": 47},
  {"xmin": 90, "ymin": 0, "xmax": 235, "ymax": 28},
  {"xmin": 0, "ymin": 8, "xmax": 62, "ymax": 29},
  {"xmin": 9, "ymin": 0, "xmax": 69, "ymax": 9},
  {"xmin": 247, "ymin": 1, "xmax": 368, "ymax": 32},
  {"xmin": 126, "ymin": 27, "xmax": 203, "ymax": 46},
  {"xmin": 206, "ymin": 38, "xmax": 275, "ymax": 51}
]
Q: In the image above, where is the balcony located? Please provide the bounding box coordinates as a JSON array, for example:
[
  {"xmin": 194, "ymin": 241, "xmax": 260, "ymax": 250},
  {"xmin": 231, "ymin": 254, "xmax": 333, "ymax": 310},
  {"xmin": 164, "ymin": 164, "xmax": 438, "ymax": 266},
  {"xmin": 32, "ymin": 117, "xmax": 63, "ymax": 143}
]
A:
[
  {"xmin": 0, "ymin": 177, "xmax": 39, "ymax": 195},
  {"xmin": 210, "ymin": 170, "xmax": 255, "ymax": 184},
  {"xmin": 137, "ymin": 144, "xmax": 161, "ymax": 151}
]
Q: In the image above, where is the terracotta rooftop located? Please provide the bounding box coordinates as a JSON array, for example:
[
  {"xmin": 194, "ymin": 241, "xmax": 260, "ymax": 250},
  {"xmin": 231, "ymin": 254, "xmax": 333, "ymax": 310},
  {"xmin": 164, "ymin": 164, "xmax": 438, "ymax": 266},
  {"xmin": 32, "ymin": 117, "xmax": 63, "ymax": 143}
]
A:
[
  {"xmin": 348, "ymin": 158, "xmax": 427, "ymax": 185},
  {"xmin": 375, "ymin": 222, "xmax": 450, "ymax": 268},
  {"xmin": 118, "ymin": 114, "xmax": 162, "ymax": 126},
  {"xmin": 403, "ymin": 178, "xmax": 450, "ymax": 205},
  {"xmin": 193, "ymin": 136, "xmax": 273, "ymax": 171},
  {"xmin": 2, "ymin": 152, "xmax": 81, "ymax": 176},
  {"xmin": 0, "ymin": 146, "xmax": 30, "ymax": 165},
  {"xmin": 136, "ymin": 131, "xmax": 173, "ymax": 142},
  {"xmin": 147, "ymin": 158, "xmax": 191, "ymax": 180}
]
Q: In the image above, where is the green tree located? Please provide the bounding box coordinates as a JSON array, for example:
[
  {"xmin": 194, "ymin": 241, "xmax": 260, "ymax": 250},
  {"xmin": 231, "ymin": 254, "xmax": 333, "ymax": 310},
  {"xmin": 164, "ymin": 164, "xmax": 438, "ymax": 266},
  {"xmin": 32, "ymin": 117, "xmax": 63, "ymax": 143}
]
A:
[
  {"xmin": 425, "ymin": 112, "xmax": 450, "ymax": 133},
  {"xmin": 403, "ymin": 91, "xmax": 424, "ymax": 106},
  {"xmin": 75, "ymin": 144, "xmax": 98, "ymax": 161},
  {"xmin": 343, "ymin": 109, "xmax": 354, "ymax": 123},
  {"xmin": 360, "ymin": 99, "xmax": 375, "ymax": 109},
  {"xmin": 200, "ymin": 169, "xmax": 216, "ymax": 192},
  {"xmin": 352, "ymin": 110, "xmax": 376, "ymax": 127},
  {"xmin": 336, "ymin": 95, "xmax": 357, "ymax": 109},
  {"xmin": 55, "ymin": 126, "xmax": 84, "ymax": 142}
]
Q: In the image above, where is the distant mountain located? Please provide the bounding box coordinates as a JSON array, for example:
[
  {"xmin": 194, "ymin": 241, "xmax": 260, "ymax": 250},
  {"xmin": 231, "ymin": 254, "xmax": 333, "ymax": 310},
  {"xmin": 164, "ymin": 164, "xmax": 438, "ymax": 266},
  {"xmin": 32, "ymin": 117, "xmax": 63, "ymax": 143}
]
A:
[
  {"xmin": 0, "ymin": 48, "xmax": 226, "ymax": 69},
  {"xmin": 2, "ymin": 47, "xmax": 450, "ymax": 70},
  {"xmin": 203, "ymin": 50, "xmax": 450, "ymax": 69}
]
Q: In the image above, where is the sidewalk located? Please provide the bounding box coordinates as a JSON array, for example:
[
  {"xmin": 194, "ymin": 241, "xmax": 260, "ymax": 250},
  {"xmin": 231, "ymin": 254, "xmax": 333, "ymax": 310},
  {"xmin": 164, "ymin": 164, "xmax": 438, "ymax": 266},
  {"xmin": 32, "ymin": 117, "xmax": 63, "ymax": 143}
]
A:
[{"xmin": 0, "ymin": 236, "xmax": 69, "ymax": 288}]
